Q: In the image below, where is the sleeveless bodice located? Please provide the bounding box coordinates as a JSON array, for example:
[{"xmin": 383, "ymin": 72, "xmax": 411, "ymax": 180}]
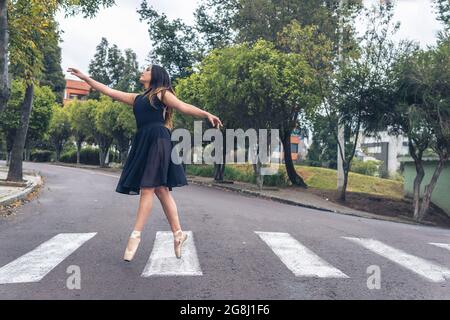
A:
[{"xmin": 133, "ymin": 94, "xmax": 166, "ymax": 129}]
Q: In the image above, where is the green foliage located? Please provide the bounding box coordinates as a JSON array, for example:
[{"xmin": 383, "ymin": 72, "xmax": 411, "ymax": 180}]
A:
[
  {"xmin": 433, "ymin": 0, "xmax": 450, "ymax": 29},
  {"xmin": 25, "ymin": 85, "xmax": 56, "ymax": 148},
  {"xmin": 350, "ymin": 159, "xmax": 380, "ymax": 177},
  {"xmin": 137, "ymin": 1, "xmax": 199, "ymax": 81},
  {"xmin": 60, "ymin": 146, "xmax": 100, "ymax": 165},
  {"xmin": 88, "ymin": 38, "xmax": 141, "ymax": 99},
  {"xmin": 58, "ymin": 0, "xmax": 116, "ymax": 19},
  {"xmin": 262, "ymin": 166, "xmax": 290, "ymax": 186},
  {"xmin": 30, "ymin": 149, "xmax": 53, "ymax": 162},
  {"xmin": 8, "ymin": 0, "xmax": 60, "ymax": 84},
  {"xmin": 0, "ymin": 80, "xmax": 25, "ymax": 149}
]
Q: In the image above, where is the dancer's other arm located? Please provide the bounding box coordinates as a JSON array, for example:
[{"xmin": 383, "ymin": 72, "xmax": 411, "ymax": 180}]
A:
[
  {"xmin": 157, "ymin": 90, "xmax": 223, "ymax": 129},
  {"xmin": 67, "ymin": 67, "xmax": 138, "ymax": 107}
]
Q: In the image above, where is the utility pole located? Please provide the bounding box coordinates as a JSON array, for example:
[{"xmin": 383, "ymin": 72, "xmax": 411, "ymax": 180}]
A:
[{"xmin": 337, "ymin": 0, "xmax": 346, "ymax": 193}]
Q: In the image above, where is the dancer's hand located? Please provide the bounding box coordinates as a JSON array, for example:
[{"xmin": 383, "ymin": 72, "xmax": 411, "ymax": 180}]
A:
[
  {"xmin": 67, "ymin": 67, "xmax": 88, "ymax": 81},
  {"xmin": 206, "ymin": 112, "xmax": 223, "ymax": 129}
]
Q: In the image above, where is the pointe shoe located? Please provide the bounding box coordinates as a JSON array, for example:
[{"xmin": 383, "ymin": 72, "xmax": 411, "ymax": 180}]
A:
[
  {"xmin": 124, "ymin": 231, "xmax": 141, "ymax": 262},
  {"xmin": 173, "ymin": 230, "xmax": 188, "ymax": 259}
]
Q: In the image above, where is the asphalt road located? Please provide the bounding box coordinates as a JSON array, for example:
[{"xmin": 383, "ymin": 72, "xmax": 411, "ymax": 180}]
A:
[{"xmin": 0, "ymin": 161, "xmax": 449, "ymax": 300}]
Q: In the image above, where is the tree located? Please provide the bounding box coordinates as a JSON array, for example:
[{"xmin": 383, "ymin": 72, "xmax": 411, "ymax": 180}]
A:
[
  {"xmin": 137, "ymin": 0, "xmax": 201, "ymax": 81},
  {"xmin": 65, "ymin": 99, "xmax": 91, "ymax": 164},
  {"xmin": 393, "ymin": 32, "xmax": 450, "ymax": 220},
  {"xmin": 88, "ymin": 38, "xmax": 141, "ymax": 99},
  {"xmin": 116, "ymin": 49, "xmax": 141, "ymax": 92},
  {"xmin": 87, "ymin": 37, "xmax": 111, "ymax": 100},
  {"xmin": 94, "ymin": 96, "xmax": 135, "ymax": 166},
  {"xmin": 86, "ymin": 96, "xmax": 114, "ymax": 167},
  {"xmin": 193, "ymin": 0, "xmax": 238, "ymax": 50},
  {"xmin": 418, "ymin": 32, "xmax": 450, "ymax": 218},
  {"xmin": 433, "ymin": 0, "xmax": 450, "ymax": 30},
  {"xmin": 331, "ymin": 3, "xmax": 403, "ymax": 201},
  {"xmin": 0, "ymin": 0, "xmax": 10, "ymax": 114},
  {"xmin": 24, "ymin": 85, "xmax": 55, "ymax": 160},
  {"xmin": 176, "ymin": 40, "xmax": 317, "ymax": 188},
  {"xmin": 0, "ymin": 79, "xmax": 25, "ymax": 164},
  {"xmin": 48, "ymin": 104, "xmax": 71, "ymax": 161},
  {"xmin": 39, "ymin": 20, "xmax": 66, "ymax": 104},
  {"xmin": 3, "ymin": 0, "xmax": 115, "ymax": 182},
  {"xmin": 1, "ymin": 0, "xmax": 116, "ymax": 113}
]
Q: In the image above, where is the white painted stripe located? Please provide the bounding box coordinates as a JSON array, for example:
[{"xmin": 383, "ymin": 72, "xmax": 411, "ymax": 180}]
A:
[
  {"xmin": 429, "ymin": 243, "xmax": 450, "ymax": 252},
  {"xmin": 141, "ymin": 231, "xmax": 203, "ymax": 277},
  {"xmin": 343, "ymin": 237, "xmax": 450, "ymax": 283},
  {"xmin": 255, "ymin": 231, "xmax": 348, "ymax": 278},
  {"xmin": 0, "ymin": 233, "xmax": 97, "ymax": 284}
]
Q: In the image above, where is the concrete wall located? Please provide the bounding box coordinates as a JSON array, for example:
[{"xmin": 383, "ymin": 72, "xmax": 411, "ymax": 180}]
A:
[{"xmin": 403, "ymin": 160, "xmax": 450, "ymax": 216}]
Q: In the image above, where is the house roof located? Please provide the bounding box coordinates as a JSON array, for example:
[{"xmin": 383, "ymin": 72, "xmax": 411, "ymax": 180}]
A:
[{"xmin": 65, "ymin": 79, "xmax": 91, "ymax": 91}]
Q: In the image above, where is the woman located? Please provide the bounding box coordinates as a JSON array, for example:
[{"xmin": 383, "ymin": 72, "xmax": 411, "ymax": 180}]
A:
[{"xmin": 67, "ymin": 65, "xmax": 222, "ymax": 262}]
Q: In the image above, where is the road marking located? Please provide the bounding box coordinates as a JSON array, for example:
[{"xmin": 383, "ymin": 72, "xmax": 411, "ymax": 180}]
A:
[
  {"xmin": 343, "ymin": 237, "xmax": 450, "ymax": 283},
  {"xmin": 429, "ymin": 243, "xmax": 450, "ymax": 252},
  {"xmin": 0, "ymin": 233, "xmax": 97, "ymax": 284},
  {"xmin": 255, "ymin": 231, "xmax": 348, "ymax": 278},
  {"xmin": 141, "ymin": 231, "xmax": 203, "ymax": 277}
]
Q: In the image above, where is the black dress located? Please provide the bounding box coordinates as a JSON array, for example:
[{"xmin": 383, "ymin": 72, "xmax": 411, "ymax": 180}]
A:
[{"xmin": 115, "ymin": 92, "xmax": 188, "ymax": 195}]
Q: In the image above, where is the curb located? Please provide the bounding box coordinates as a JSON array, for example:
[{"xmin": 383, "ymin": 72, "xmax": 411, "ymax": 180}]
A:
[
  {"xmin": 21, "ymin": 162, "xmax": 443, "ymax": 229},
  {"xmin": 0, "ymin": 171, "xmax": 44, "ymax": 207},
  {"xmin": 186, "ymin": 177, "xmax": 440, "ymax": 228}
]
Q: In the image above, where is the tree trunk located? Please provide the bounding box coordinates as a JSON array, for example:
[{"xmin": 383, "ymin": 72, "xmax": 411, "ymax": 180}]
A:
[
  {"xmin": 0, "ymin": 0, "xmax": 10, "ymax": 114},
  {"xmin": 418, "ymin": 153, "xmax": 448, "ymax": 220},
  {"xmin": 105, "ymin": 148, "xmax": 110, "ymax": 164},
  {"xmin": 339, "ymin": 163, "xmax": 349, "ymax": 201},
  {"xmin": 253, "ymin": 155, "xmax": 264, "ymax": 190},
  {"xmin": 281, "ymin": 130, "xmax": 307, "ymax": 188},
  {"xmin": 25, "ymin": 148, "xmax": 31, "ymax": 161},
  {"xmin": 76, "ymin": 138, "xmax": 83, "ymax": 164},
  {"xmin": 7, "ymin": 83, "xmax": 34, "ymax": 182},
  {"xmin": 412, "ymin": 159, "xmax": 425, "ymax": 220},
  {"xmin": 213, "ymin": 131, "xmax": 226, "ymax": 181}
]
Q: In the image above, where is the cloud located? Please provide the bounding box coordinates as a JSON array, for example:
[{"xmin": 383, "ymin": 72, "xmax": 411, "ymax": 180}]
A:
[
  {"xmin": 58, "ymin": 0, "xmax": 444, "ymax": 81},
  {"xmin": 57, "ymin": 0, "xmax": 199, "ymax": 80}
]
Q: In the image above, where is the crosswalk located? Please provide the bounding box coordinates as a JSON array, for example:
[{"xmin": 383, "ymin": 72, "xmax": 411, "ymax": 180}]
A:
[{"xmin": 0, "ymin": 231, "xmax": 449, "ymax": 285}]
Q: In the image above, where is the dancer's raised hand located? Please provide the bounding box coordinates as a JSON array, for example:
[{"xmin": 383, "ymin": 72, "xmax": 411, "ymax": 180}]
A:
[{"xmin": 67, "ymin": 67, "xmax": 87, "ymax": 81}]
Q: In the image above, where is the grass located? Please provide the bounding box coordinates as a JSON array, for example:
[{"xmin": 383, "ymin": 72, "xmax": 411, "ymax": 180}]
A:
[
  {"xmin": 186, "ymin": 163, "xmax": 404, "ymax": 199},
  {"xmin": 294, "ymin": 165, "xmax": 404, "ymax": 199}
]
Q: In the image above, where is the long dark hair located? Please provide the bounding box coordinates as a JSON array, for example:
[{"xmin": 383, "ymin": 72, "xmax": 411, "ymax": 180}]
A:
[{"xmin": 143, "ymin": 64, "xmax": 175, "ymax": 130}]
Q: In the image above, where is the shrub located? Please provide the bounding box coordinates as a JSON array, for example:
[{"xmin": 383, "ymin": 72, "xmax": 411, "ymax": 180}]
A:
[
  {"xmin": 60, "ymin": 147, "xmax": 100, "ymax": 165},
  {"xmin": 30, "ymin": 149, "xmax": 53, "ymax": 162},
  {"xmin": 350, "ymin": 159, "xmax": 380, "ymax": 176},
  {"xmin": 186, "ymin": 163, "xmax": 290, "ymax": 187},
  {"xmin": 262, "ymin": 166, "xmax": 290, "ymax": 186}
]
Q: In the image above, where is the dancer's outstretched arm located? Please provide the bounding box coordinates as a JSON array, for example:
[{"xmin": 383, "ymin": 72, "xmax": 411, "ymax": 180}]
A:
[
  {"xmin": 67, "ymin": 67, "xmax": 138, "ymax": 106},
  {"xmin": 158, "ymin": 90, "xmax": 223, "ymax": 128}
]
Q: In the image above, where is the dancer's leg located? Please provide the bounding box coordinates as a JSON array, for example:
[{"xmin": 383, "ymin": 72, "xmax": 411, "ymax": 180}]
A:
[
  {"xmin": 133, "ymin": 187, "xmax": 155, "ymax": 232},
  {"xmin": 154, "ymin": 186, "xmax": 182, "ymax": 233}
]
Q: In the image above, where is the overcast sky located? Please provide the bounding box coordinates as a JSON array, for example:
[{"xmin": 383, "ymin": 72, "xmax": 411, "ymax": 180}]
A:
[{"xmin": 56, "ymin": 0, "xmax": 447, "ymax": 81}]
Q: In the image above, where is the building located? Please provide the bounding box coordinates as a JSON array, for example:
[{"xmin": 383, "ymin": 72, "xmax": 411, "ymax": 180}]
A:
[
  {"xmin": 63, "ymin": 79, "xmax": 91, "ymax": 105},
  {"xmin": 270, "ymin": 130, "xmax": 310, "ymax": 163},
  {"xmin": 401, "ymin": 156, "xmax": 450, "ymax": 217},
  {"xmin": 357, "ymin": 131, "xmax": 409, "ymax": 176}
]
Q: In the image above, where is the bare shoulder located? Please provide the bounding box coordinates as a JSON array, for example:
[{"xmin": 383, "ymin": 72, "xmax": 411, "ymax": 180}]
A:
[{"xmin": 157, "ymin": 89, "xmax": 182, "ymax": 109}]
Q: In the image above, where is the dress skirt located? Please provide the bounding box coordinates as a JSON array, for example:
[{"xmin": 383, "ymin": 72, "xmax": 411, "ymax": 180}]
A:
[{"xmin": 115, "ymin": 122, "xmax": 188, "ymax": 195}]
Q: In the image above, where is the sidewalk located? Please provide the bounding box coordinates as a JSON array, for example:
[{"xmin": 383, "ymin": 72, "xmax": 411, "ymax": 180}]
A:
[
  {"xmin": 0, "ymin": 165, "xmax": 43, "ymax": 208},
  {"xmin": 45, "ymin": 162, "xmax": 441, "ymax": 227},
  {"xmin": 185, "ymin": 175, "xmax": 436, "ymax": 227}
]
